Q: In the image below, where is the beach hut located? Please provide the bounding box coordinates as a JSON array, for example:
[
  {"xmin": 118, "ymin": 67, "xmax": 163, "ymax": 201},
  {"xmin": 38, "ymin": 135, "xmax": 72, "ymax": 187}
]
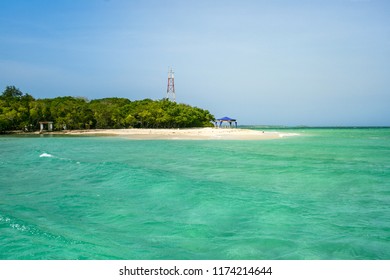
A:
[
  {"xmin": 216, "ymin": 117, "xmax": 237, "ymax": 128},
  {"xmin": 39, "ymin": 121, "xmax": 53, "ymax": 132}
]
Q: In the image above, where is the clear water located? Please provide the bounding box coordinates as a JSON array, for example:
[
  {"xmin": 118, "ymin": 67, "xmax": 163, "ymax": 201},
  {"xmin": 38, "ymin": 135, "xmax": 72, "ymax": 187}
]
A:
[{"xmin": 0, "ymin": 128, "xmax": 389, "ymax": 260}]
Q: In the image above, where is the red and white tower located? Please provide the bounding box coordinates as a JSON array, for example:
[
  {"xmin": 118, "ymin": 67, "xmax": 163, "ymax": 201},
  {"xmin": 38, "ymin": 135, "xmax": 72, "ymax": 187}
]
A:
[{"xmin": 166, "ymin": 67, "xmax": 176, "ymax": 102}]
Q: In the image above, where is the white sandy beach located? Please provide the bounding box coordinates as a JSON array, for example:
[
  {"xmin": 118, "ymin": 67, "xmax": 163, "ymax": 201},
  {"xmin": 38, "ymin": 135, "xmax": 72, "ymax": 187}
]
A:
[{"xmin": 53, "ymin": 127, "xmax": 298, "ymax": 140}]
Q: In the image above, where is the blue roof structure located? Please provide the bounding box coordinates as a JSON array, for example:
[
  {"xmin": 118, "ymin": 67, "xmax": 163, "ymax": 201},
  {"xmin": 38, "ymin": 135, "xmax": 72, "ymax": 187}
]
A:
[
  {"xmin": 217, "ymin": 116, "xmax": 236, "ymax": 121},
  {"xmin": 215, "ymin": 116, "xmax": 238, "ymax": 128}
]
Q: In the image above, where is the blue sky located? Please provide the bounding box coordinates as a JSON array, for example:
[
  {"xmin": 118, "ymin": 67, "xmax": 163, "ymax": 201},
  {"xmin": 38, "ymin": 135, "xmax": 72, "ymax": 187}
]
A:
[{"xmin": 1, "ymin": 0, "xmax": 389, "ymax": 126}]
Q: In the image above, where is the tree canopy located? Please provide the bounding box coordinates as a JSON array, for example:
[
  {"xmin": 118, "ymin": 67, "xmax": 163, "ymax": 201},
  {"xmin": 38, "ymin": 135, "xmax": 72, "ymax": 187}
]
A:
[{"xmin": 0, "ymin": 86, "xmax": 215, "ymax": 132}]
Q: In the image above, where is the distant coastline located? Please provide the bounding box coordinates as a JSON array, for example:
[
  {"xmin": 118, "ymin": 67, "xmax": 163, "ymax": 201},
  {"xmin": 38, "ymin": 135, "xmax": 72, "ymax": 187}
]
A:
[{"xmin": 240, "ymin": 125, "xmax": 390, "ymax": 129}]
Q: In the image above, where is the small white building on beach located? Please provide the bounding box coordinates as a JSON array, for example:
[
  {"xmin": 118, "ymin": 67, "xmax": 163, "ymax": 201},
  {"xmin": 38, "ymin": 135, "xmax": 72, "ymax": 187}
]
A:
[{"xmin": 39, "ymin": 121, "xmax": 53, "ymax": 132}]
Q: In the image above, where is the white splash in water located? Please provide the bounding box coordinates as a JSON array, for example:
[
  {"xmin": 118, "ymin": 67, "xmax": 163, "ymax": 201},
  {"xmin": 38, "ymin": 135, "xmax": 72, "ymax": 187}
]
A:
[{"xmin": 39, "ymin": 153, "xmax": 54, "ymax": 158}]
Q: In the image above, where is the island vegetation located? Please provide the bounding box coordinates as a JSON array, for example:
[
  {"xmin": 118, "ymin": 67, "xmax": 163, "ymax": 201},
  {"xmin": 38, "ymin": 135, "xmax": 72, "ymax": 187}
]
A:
[{"xmin": 0, "ymin": 86, "xmax": 215, "ymax": 133}]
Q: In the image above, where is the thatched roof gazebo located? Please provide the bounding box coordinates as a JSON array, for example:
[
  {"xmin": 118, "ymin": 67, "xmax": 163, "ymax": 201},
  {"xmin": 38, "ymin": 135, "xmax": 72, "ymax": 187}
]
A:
[{"xmin": 215, "ymin": 117, "xmax": 237, "ymax": 128}]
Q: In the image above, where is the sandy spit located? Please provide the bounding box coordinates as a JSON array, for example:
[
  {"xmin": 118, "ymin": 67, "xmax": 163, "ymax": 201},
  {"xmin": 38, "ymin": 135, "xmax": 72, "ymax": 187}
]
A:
[{"xmin": 41, "ymin": 127, "xmax": 299, "ymax": 140}]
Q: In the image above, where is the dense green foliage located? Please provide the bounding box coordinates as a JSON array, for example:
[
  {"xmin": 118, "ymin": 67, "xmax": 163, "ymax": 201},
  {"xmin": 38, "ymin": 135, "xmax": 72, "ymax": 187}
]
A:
[{"xmin": 0, "ymin": 86, "xmax": 215, "ymax": 132}]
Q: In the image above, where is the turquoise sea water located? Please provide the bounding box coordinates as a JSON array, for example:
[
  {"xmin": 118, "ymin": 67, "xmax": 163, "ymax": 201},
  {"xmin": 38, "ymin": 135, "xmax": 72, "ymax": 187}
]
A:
[{"xmin": 0, "ymin": 128, "xmax": 389, "ymax": 260}]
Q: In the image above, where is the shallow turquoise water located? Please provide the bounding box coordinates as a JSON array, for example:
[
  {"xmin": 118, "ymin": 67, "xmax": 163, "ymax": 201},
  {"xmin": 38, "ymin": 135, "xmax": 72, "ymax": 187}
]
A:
[{"xmin": 1, "ymin": 128, "xmax": 389, "ymax": 259}]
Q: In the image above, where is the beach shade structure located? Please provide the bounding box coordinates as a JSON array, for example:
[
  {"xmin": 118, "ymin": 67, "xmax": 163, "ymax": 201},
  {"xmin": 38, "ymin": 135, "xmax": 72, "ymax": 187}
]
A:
[
  {"xmin": 39, "ymin": 121, "xmax": 53, "ymax": 132},
  {"xmin": 215, "ymin": 117, "xmax": 237, "ymax": 128}
]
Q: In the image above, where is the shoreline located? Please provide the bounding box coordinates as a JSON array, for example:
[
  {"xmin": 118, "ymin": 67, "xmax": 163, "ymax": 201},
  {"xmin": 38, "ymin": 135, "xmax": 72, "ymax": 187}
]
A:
[{"xmin": 8, "ymin": 128, "xmax": 299, "ymax": 140}]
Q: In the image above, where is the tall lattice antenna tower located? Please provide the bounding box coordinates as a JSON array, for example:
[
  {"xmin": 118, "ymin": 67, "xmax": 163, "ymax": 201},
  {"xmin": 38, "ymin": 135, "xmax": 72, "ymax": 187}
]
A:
[{"xmin": 166, "ymin": 67, "xmax": 176, "ymax": 102}]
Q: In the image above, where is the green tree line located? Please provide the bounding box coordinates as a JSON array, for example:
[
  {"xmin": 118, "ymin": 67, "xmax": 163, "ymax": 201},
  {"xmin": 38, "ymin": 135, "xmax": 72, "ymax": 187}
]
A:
[{"xmin": 0, "ymin": 86, "xmax": 215, "ymax": 132}]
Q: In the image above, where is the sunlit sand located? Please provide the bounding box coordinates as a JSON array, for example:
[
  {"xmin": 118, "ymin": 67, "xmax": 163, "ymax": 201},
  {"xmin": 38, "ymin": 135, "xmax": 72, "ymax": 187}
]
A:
[{"xmin": 54, "ymin": 127, "xmax": 298, "ymax": 140}]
